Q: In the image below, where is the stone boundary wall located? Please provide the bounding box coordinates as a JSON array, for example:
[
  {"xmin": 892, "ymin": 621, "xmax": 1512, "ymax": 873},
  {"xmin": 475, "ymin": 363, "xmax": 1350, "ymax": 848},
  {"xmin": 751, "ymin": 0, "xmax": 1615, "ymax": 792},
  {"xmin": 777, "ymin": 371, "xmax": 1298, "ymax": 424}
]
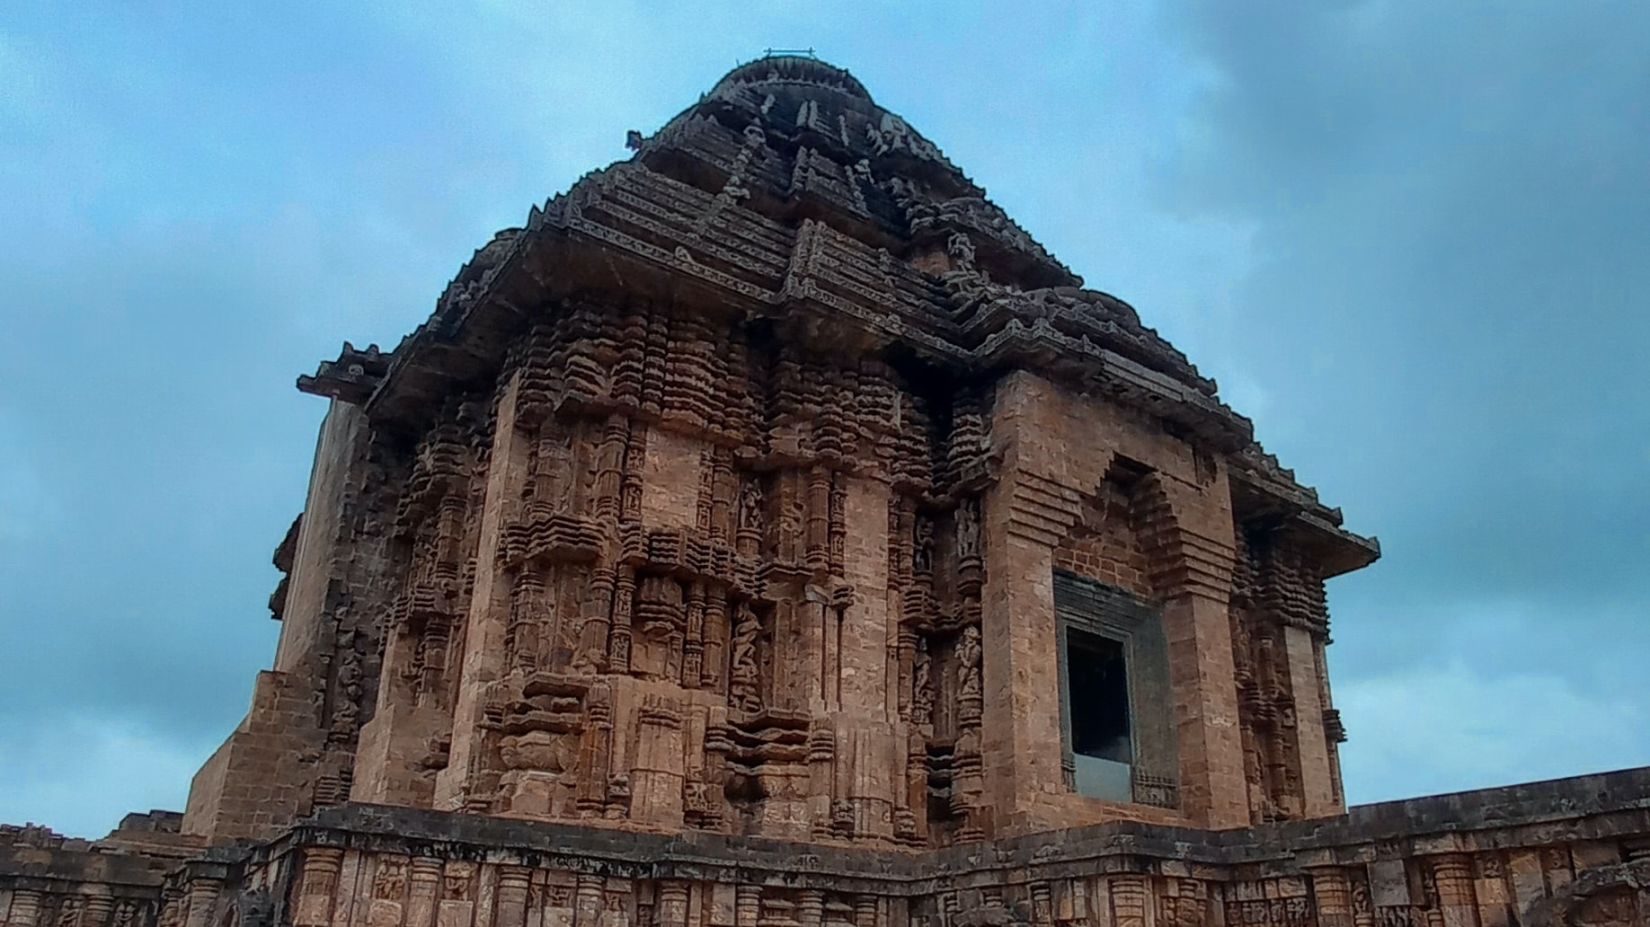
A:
[{"xmin": 7, "ymin": 767, "xmax": 1649, "ymax": 927}]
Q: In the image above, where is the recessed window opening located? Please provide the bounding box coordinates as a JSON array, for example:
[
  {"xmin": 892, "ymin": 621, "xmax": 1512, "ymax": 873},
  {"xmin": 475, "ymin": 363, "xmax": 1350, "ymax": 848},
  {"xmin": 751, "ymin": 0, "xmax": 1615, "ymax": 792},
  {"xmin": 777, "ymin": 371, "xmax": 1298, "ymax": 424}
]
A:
[{"xmin": 1067, "ymin": 629, "xmax": 1132, "ymax": 765}]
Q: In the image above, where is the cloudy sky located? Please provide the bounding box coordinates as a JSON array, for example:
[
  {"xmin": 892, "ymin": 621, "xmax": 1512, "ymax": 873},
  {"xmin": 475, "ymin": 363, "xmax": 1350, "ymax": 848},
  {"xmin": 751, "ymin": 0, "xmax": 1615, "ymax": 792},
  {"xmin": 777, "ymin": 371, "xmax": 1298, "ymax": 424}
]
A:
[{"xmin": 2, "ymin": 2, "xmax": 1646, "ymax": 837}]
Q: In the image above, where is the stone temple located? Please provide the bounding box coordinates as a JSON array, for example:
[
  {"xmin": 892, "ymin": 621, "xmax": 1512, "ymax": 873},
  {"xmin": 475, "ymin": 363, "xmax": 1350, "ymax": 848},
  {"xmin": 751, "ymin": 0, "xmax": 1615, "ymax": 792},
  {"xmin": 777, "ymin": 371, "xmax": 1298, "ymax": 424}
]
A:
[{"xmin": 4, "ymin": 56, "xmax": 1648, "ymax": 927}]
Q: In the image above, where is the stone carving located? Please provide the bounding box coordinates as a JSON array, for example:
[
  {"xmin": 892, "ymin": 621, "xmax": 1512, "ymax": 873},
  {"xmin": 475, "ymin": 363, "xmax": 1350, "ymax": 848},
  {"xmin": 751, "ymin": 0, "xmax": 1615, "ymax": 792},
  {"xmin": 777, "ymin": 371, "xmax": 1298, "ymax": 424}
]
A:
[
  {"xmin": 955, "ymin": 499, "xmax": 980, "ymax": 563},
  {"xmin": 729, "ymin": 603, "xmax": 762, "ymax": 714},
  {"xmin": 912, "ymin": 640, "xmax": 934, "ymax": 727},
  {"xmin": 955, "ymin": 625, "xmax": 982, "ymax": 706}
]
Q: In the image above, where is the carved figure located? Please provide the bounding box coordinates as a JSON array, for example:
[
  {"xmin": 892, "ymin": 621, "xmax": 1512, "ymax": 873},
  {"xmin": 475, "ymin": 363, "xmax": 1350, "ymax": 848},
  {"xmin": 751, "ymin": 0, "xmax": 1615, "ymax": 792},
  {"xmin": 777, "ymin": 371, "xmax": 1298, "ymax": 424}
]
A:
[
  {"xmin": 737, "ymin": 480, "xmax": 763, "ymax": 534},
  {"xmin": 913, "ymin": 518, "xmax": 934, "ymax": 574},
  {"xmin": 729, "ymin": 603, "xmax": 762, "ymax": 713},
  {"xmin": 912, "ymin": 642, "xmax": 934, "ymax": 726},
  {"xmin": 947, "ymin": 232, "xmax": 976, "ymax": 273},
  {"xmin": 955, "ymin": 500, "xmax": 980, "ymax": 561},
  {"xmin": 956, "ymin": 625, "xmax": 982, "ymax": 704}
]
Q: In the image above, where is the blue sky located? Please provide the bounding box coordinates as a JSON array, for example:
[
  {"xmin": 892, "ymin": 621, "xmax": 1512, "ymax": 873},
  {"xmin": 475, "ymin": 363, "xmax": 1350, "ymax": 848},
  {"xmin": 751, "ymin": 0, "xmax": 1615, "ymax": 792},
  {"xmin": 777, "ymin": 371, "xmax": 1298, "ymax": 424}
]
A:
[{"xmin": 2, "ymin": 2, "xmax": 1646, "ymax": 837}]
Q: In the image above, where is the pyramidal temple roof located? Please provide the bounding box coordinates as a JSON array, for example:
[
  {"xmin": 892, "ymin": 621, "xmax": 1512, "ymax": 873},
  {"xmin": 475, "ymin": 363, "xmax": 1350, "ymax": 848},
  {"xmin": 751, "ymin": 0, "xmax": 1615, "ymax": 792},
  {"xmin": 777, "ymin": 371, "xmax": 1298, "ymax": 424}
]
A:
[{"xmin": 300, "ymin": 55, "xmax": 1378, "ymax": 574}]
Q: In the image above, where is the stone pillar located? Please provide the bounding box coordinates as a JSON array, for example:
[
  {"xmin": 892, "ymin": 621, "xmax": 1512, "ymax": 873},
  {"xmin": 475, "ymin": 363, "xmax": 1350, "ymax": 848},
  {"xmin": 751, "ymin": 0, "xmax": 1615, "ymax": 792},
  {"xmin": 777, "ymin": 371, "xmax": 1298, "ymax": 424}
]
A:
[
  {"xmin": 1141, "ymin": 473, "xmax": 1248, "ymax": 828},
  {"xmin": 183, "ymin": 880, "xmax": 223, "ymax": 927},
  {"xmin": 657, "ymin": 883, "xmax": 690, "ymax": 927},
  {"xmin": 79, "ymin": 890, "xmax": 114, "ymax": 927},
  {"xmin": 1310, "ymin": 869, "xmax": 1356, "ymax": 927},
  {"xmin": 407, "ymin": 858, "xmax": 443, "ymax": 927},
  {"xmin": 733, "ymin": 888, "xmax": 759, "ymax": 927},
  {"xmin": 1430, "ymin": 856, "xmax": 1480, "ymax": 927},
  {"xmin": 1107, "ymin": 877, "xmax": 1148, "ymax": 927},
  {"xmin": 6, "ymin": 890, "xmax": 43, "ymax": 927},
  {"xmin": 438, "ymin": 864, "xmax": 477, "ymax": 927},
  {"xmin": 1471, "ymin": 854, "xmax": 1511, "ymax": 927},
  {"xmin": 1284, "ymin": 623, "xmax": 1338, "ymax": 816},
  {"xmin": 980, "ymin": 472, "xmax": 1069, "ymax": 820},
  {"xmin": 575, "ymin": 876, "xmax": 604, "ymax": 927},
  {"xmin": 496, "ymin": 867, "xmax": 532, "ymax": 927},
  {"xmin": 852, "ymin": 898, "xmax": 876, "ymax": 927},
  {"xmin": 630, "ymin": 699, "xmax": 686, "ymax": 827},
  {"xmin": 837, "ymin": 477, "xmax": 891, "ymax": 715},
  {"xmin": 798, "ymin": 892, "xmax": 823, "ymax": 927},
  {"xmin": 295, "ymin": 849, "xmax": 344, "ymax": 927}
]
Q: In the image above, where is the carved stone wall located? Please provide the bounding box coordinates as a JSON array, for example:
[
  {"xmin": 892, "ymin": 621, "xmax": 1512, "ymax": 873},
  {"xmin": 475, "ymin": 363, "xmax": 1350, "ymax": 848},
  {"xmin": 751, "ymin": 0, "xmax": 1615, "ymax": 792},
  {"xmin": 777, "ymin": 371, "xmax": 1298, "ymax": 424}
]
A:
[{"xmin": 26, "ymin": 770, "xmax": 1645, "ymax": 927}]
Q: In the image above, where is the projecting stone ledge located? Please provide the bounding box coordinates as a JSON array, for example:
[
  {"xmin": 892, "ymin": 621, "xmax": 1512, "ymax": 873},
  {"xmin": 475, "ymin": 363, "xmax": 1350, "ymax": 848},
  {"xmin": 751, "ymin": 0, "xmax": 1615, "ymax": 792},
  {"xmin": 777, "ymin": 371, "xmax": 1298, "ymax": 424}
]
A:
[{"xmin": 261, "ymin": 764, "xmax": 1650, "ymax": 877}]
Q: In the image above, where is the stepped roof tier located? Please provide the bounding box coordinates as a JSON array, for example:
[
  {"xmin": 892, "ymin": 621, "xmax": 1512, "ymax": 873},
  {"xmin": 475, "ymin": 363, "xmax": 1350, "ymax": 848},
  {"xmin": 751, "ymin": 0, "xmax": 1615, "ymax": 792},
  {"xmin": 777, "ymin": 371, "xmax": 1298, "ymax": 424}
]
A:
[{"xmin": 301, "ymin": 55, "xmax": 1377, "ymax": 576}]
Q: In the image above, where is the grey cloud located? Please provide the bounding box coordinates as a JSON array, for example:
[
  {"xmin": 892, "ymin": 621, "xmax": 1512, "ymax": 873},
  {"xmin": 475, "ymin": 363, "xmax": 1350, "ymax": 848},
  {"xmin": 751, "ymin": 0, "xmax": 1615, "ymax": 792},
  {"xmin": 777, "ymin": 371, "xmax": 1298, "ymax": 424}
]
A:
[{"xmin": 1155, "ymin": 1, "xmax": 1650, "ymax": 792}]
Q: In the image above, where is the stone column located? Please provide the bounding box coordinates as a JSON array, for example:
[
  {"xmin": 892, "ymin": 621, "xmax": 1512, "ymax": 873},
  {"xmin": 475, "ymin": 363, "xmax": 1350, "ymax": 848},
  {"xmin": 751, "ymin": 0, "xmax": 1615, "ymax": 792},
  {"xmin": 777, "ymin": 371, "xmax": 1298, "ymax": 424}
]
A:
[
  {"xmin": 574, "ymin": 876, "xmax": 604, "ymax": 927},
  {"xmin": 1430, "ymin": 856, "xmax": 1480, "ymax": 927},
  {"xmin": 407, "ymin": 857, "xmax": 444, "ymax": 927},
  {"xmin": 837, "ymin": 477, "xmax": 891, "ymax": 715},
  {"xmin": 981, "ymin": 468, "xmax": 1071, "ymax": 819},
  {"xmin": 1141, "ymin": 472, "xmax": 1248, "ymax": 828},
  {"xmin": 733, "ymin": 888, "xmax": 759, "ymax": 927},
  {"xmin": 79, "ymin": 890, "xmax": 114, "ymax": 927},
  {"xmin": 6, "ymin": 890, "xmax": 43, "ymax": 927},
  {"xmin": 656, "ymin": 883, "xmax": 690, "ymax": 927},
  {"xmin": 295, "ymin": 849, "xmax": 344, "ymax": 927},
  {"xmin": 496, "ymin": 868, "xmax": 532, "ymax": 927},
  {"xmin": 1284, "ymin": 622, "xmax": 1339, "ymax": 816},
  {"xmin": 852, "ymin": 898, "xmax": 876, "ymax": 927},
  {"xmin": 1107, "ymin": 877, "xmax": 1148, "ymax": 927},
  {"xmin": 183, "ymin": 880, "xmax": 223, "ymax": 927},
  {"xmin": 1310, "ymin": 869, "xmax": 1356, "ymax": 927},
  {"xmin": 798, "ymin": 892, "xmax": 823, "ymax": 927}
]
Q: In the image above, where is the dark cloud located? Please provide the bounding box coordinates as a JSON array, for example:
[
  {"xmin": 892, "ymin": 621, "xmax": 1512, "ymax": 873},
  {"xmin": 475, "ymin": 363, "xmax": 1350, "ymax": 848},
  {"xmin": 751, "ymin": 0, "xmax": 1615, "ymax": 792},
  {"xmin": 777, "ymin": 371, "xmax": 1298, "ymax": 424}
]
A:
[{"xmin": 1154, "ymin": 1, "xmax": 1650, "ymax": 794}]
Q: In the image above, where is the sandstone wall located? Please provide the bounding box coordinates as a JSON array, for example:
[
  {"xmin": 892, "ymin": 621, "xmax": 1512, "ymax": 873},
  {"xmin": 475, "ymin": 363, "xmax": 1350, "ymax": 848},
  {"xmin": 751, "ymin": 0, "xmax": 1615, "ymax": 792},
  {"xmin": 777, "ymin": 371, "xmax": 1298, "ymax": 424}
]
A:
[{"xmin": 124, "ymin": 768, "xmax": 1650, "ymax": 927}]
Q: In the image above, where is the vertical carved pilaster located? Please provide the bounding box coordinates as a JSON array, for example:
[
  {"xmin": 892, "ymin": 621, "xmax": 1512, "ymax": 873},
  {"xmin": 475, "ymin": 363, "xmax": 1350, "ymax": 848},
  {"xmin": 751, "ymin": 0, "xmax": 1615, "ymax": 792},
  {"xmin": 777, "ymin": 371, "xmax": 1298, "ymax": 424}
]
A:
[
  {"xmin": 79, "ymin": 893, "xmax": 113, "ymax": 927},
  {"xmin": 407, "ymin": 857, "xmax": 443, "ymax": 927},
  {"xmin": 1430, "ymin": 855, "xmax": 1478, "ymax": 927},
  {"xmin": 294, "ymin": 849, "xmax": 343, "ymax": 927},
  {"xmin": 594, "ymin": 416, "xmax": 629, "ymax": 520},
  {"xmin": 1108, "ymin": 877, "xmax": 1147, "ymax": 927},
  {"xmin": 183, "ymin": 880, "xmax": 222, "ymax": 927},
  {"xmin": 683, "ymin": 582, "xmax": 706, "ymax": 688},
  {"xmin": 798, "ymin": 892, "xmax": 823, "ymax": 927},
  {"xmin": 807, "ymin": 465, "xmax": 831, "ymax": 572},
  {"xmin": 497, "ymin": 868, "xmax": 532, "ymax": 927},
  {"xmin": 656, "ymin": 883, "xmax": 690, "ymax": 927},
  {"xmin": 1312, "ymin": 869, "xmax": 1356, "ymax": 927},
  {"xmin": 574, "ymin": 875, "xmax": 604, "ymax": 927},
  {"xmin": 8, "ymin": 890, "xmax": 43, "ymax": 927},
  {"xmin": 610, "ymin": 567, "xmax": 636, "ymax": 673},
  {"xmin": 508, "ymin": 570, "xmax": 544, "ymax": 674},
  {"xmin": 620, "ymin": 427, "xmax": 646, "ymax": 522},
  {"xmin": 734, "ymin": 888, "xmax": 760, "ymax": 927}
]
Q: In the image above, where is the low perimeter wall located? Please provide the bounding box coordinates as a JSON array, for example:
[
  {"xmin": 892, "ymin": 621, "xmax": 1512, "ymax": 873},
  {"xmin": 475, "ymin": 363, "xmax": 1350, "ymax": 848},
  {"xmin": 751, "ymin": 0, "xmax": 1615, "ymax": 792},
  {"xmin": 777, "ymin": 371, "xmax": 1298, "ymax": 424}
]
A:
[{"xmin": 6, "ymin": 767, "xmax": 1649, "ymax": 927}]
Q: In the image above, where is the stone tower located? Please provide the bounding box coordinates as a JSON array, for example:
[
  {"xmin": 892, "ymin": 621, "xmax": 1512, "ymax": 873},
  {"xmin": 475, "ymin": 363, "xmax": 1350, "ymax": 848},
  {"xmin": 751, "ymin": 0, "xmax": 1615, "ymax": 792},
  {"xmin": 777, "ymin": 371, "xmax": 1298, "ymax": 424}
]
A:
[{"xmin": 4, "ymin": 56, "xmax": 1647, "ymax": 927}]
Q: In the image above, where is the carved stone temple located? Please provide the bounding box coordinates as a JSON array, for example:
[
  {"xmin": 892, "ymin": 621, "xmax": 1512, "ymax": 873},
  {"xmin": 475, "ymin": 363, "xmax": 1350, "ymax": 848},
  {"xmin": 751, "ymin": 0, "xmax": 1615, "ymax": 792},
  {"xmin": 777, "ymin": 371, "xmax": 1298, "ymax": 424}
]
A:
[{"xmin": 5, "ymin": 56, "xmax": 1649, "ymax": 927}]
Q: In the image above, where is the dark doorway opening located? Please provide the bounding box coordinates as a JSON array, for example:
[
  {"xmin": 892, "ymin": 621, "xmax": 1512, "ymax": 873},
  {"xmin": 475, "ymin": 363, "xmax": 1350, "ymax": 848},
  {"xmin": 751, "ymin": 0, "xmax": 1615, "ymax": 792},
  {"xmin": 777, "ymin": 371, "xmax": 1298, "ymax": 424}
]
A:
[{"xmin": 1067, "ymin": 629, "xmax": 1131, "ymax": 764}]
